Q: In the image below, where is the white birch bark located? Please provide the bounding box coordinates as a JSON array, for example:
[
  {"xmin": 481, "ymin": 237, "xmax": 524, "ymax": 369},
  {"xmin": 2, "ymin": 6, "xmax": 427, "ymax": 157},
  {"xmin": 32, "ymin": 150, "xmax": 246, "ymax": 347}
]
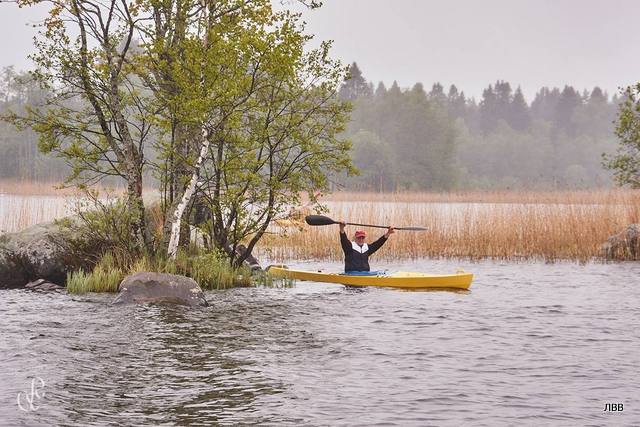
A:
[{"xmin": 167, "ymin": 126, "xmax": 210, "ymax": 259}]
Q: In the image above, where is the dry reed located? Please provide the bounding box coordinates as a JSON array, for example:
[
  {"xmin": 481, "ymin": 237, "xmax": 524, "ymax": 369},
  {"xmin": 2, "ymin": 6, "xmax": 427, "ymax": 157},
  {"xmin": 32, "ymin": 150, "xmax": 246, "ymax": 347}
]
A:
[
  {"xmin": 3, "ymin": 186, "xmax": 638, "ymax": 262},
  {"xmin": 256, "ymin": 190, "xmax": 640, "ymax": 263},
  {"xmin": 0, "ymin": 180, "xmax": 155, "ymax": 234},
  {"xmin": 0, "ymin": 195, "xmax": 71, "ymax": 233}
]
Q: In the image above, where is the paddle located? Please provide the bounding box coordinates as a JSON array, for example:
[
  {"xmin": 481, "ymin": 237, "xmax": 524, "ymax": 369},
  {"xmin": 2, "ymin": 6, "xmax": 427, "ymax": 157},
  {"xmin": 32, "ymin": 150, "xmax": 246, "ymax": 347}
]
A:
[{"xmin": 305, "ymin": 215, "xmax": 427, "ymax": 231}]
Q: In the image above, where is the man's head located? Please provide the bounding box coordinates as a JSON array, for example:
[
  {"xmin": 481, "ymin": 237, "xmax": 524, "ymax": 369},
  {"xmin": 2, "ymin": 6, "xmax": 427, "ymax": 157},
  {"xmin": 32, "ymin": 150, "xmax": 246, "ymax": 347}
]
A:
[{"xmin": 354, "ymin": 230, "xmax": 366, "ymax": 243}]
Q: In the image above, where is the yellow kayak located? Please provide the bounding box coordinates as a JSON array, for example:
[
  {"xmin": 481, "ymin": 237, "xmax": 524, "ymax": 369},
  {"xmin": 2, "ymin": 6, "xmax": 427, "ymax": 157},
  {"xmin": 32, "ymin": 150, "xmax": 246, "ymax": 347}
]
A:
[{"xmin": 267, "ymin": 266, "xmax": 473, "ymax": 290}]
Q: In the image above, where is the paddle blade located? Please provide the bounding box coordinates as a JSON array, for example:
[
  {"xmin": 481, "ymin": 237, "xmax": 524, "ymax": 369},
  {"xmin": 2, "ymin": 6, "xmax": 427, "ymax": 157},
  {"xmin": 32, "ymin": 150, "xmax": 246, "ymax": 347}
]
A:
[
  {"xmin": 396, "ymin": 226, "xmax": 428, "ymax": 231},
  {"xmin": 305, "ymin": 215, "xmax": 336, "ymax": 226}
]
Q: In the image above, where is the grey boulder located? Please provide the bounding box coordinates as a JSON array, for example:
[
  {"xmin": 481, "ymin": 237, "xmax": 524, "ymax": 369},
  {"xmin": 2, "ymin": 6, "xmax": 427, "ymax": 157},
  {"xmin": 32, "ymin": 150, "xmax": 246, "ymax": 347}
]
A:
[{"xmin": 112, "ymin": 272, "xmax": 208, "ymax": 307}]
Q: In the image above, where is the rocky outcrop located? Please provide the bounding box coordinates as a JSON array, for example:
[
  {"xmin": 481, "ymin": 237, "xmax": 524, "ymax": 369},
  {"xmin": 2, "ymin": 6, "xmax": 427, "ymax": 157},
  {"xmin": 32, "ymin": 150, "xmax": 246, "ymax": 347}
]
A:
[
  {"xmin": 602, "ymin": 224, "xmax": 640, "ymax": 260},
  {"xmin": 0, "ymin": 221, "xmax": 84, "ymax": 288},
  {"xmin": 0, "ymin": 241, "xmax": 28, "ymax": 288},
  {"xmin": 0, "ymin": 214, "xmax": 264, "ymax": 289},
  {"xmin": 111, "ymin": 272, "xmax": 208, "ymax": 307},
  {"xmin": 25, "ymin": 279, "xmax": 64, "ymax": 291}
]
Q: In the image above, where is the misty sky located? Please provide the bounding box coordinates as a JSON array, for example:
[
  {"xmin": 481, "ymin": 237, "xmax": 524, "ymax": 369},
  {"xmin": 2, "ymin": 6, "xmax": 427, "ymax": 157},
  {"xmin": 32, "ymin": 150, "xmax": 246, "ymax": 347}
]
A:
[{"xmin": 1, "ymin": 0, "xmax": 639, "ymax": 101}]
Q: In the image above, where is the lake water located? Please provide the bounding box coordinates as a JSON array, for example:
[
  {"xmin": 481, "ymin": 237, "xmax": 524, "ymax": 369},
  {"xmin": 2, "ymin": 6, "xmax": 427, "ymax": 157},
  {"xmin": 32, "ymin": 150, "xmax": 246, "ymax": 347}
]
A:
[{"xmin": 1, "ymin": 259, "xmax": 638, "ymax": 426}]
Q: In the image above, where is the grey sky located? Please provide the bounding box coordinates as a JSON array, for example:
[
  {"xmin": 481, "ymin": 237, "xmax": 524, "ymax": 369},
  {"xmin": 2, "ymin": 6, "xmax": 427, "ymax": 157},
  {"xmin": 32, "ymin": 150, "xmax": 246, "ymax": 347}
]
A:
[{"xmin": 2, "ymin": 0, "xmax": 639, "ymax": 101}]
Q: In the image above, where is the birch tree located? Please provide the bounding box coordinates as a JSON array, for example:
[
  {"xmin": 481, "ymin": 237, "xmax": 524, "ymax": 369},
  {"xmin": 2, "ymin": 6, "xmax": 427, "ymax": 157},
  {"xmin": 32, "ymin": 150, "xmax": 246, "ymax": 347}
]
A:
[
  {"xmin": 196, "ymin": 37, "xmax": 354, "ymax": 267},
  {"xmin": 140, "ymin": 0, "xmax": 282, "ymax": 258}
]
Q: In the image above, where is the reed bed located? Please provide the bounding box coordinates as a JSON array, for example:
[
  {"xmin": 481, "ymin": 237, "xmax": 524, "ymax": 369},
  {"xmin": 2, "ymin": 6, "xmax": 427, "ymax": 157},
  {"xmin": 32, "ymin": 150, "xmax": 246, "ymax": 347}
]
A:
[
  {"xmin": 2, "ymin": 186, "xmax": 638, "ymax": 262},
  {"xmin": 257, "ymin": 190, "xmax": 640, "ymax": 263},
  {"xmin": 0, "ymin": 194, "xmax": 72, "ymax": 233},
  {"xmin": 0, "ymin": 179, "xmax": 106, "ymax": 233},
  {"xmin": 0, "ymin": 181, "xmax": 153, "ymax": 233}
]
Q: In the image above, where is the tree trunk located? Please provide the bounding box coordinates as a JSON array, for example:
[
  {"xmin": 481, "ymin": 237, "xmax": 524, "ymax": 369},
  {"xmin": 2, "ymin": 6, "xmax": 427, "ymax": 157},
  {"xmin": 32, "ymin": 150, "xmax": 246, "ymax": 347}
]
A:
[
  {"xmin": 167, "ymin": 127, "xmax": 210, "ymax": 259},
  {"xmin": 126, "ymin": 162, "xmax": 147, "ymax": 251}
]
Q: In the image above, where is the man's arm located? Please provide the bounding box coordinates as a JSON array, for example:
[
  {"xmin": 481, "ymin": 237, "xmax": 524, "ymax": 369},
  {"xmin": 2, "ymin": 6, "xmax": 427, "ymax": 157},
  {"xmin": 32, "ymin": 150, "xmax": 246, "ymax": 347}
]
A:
[
  {"xmin": 368, "ymin": 226, "xmax": 394, "ymax": 255},
  {"xmin": 339, "ymin": 222, "xmax": 351, "ymax": 253}
]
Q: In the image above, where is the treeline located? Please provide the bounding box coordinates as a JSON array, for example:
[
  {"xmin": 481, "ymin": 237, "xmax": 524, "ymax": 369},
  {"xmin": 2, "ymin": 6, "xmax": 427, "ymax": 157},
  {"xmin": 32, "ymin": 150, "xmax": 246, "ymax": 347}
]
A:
[
  {"xmin": 339, "ymin": 63, "xmax": 619, "ymax": 190},
  {"xmin": 0, "ymin": 63, "xmax": 620, "ymax": 189}
]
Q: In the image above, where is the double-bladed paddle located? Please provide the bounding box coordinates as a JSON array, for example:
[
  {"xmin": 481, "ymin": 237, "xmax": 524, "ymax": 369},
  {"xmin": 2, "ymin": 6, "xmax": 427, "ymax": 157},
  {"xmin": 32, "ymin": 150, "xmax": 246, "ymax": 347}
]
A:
[{"xmin": 305, "ymin": 215, "xmax": 427, "ymax": 231}]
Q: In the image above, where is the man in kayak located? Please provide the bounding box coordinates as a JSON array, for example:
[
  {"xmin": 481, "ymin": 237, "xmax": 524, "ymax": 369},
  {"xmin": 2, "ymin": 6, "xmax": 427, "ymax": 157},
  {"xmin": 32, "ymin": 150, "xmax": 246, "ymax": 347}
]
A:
[{"xmin": 339, "ymin": 222, "xmax": 394, "ymax": 273}]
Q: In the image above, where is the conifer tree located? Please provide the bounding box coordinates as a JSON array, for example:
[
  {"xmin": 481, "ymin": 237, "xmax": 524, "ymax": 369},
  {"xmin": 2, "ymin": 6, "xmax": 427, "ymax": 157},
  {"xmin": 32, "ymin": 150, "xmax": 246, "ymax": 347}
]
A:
[
  {"xmin": 447, "ymin": 84, "xmax": 467, "ymax": 119},
  {"xmin": 429, "ymin": 82, "xmax": 447, "ymax": 106},
  {"xmin": 338, "ymin": 62, "xmax": 372, "ymax": 100},
  {"xmin": 509, "ymin": 87, "xmax": 531, "ymax": 130},
  {"xmin": 374, "ymin": 81, "xmax": 387, "ymax": 98},
  {"xmin": 479, "ymin": 84, "xmax": 498, "ymax": 133},
  {"xmin": 494, "ymin": 80, "xmax": 513, "ymax": 118},
  {"xmin": 554, "ymin": 85, "xmax": 582, "ymax": 136},
  {"xmin": 589, "ymin": 87, "xmax": 607, "ymax": 104},
  {"xmin": 531, "ymin": 87, "xmax": 561, "ymax": 123}
]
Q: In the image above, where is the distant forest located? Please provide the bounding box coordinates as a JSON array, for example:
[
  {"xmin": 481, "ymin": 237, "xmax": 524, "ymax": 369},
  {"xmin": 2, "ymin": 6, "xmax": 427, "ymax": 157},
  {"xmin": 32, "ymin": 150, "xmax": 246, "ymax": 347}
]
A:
[
  {"xmin": 0, "ymin": 64, "xmax": 620, "ymax": 189},
  {"xmin": 337, "ymin": 63, "xmax": 619, "ymax": 191}
]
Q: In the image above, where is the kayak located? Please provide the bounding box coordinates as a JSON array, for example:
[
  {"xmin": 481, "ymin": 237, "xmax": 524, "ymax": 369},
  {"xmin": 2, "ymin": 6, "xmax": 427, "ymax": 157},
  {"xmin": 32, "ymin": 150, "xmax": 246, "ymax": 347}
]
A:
[{"xmin": 267, "ymin": 266, "xmax": 473, "ymax": 290}]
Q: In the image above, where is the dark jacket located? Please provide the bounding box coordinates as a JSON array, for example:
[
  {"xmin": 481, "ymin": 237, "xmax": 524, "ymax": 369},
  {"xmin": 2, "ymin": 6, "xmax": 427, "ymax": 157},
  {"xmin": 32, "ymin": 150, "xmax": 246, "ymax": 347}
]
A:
[{"xmin": 340, "ymin": 232, "xmax": 388, "ymax": 272}]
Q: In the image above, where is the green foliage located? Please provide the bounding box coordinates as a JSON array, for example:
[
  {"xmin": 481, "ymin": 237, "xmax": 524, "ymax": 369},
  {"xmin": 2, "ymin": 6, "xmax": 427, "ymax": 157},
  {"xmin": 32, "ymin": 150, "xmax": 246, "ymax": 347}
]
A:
[
  {"xmin": 6, "ymin": 0, "xmax": 352, "ymax": 267},
  {"xmin": 0, "ymin": 67, "xmax": 68, "ymax": 180},
  {"xmin": 345, "ymin": 78, "xmax": 460, "ymax": 191},
  {"xmin": 149, "ymin": 3, "xmax": 355, "ymax": 263},
  {"xmin": 348, "ymin": 130, "xmax": 394, "ymax": 191},
  {"xmin": 604, "ymin": 83, "xmax": 640, "ymax": 188},
  {"xmin": 174, "ymin": 251, "xmax": 253, "ymax": 290},
  {"xmin": 2, "ymin": 0, "xmax": 625, "ymax": 212},
  {"xmin": 122, "ymin": 249, "xmax": 252, "ymax": 289}
]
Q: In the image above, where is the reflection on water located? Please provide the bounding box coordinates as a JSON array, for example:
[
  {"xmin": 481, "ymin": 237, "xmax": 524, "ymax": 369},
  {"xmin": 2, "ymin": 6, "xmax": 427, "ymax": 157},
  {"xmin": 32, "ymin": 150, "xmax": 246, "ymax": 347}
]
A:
[{"xmin": 1, "ymin": 259, "xmax": 639, "ymax": 426}]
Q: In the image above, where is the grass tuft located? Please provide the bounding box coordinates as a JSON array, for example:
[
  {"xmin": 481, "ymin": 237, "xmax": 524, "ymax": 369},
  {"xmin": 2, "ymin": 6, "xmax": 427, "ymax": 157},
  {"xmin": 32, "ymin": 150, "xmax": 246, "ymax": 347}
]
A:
[
  {"xmin": 65, "ymin": 249, "xmax": 253, "ymax": 293},
  {"xmin": 66, "ymin": 252, "xmax": 123, "ymax": 294}
]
